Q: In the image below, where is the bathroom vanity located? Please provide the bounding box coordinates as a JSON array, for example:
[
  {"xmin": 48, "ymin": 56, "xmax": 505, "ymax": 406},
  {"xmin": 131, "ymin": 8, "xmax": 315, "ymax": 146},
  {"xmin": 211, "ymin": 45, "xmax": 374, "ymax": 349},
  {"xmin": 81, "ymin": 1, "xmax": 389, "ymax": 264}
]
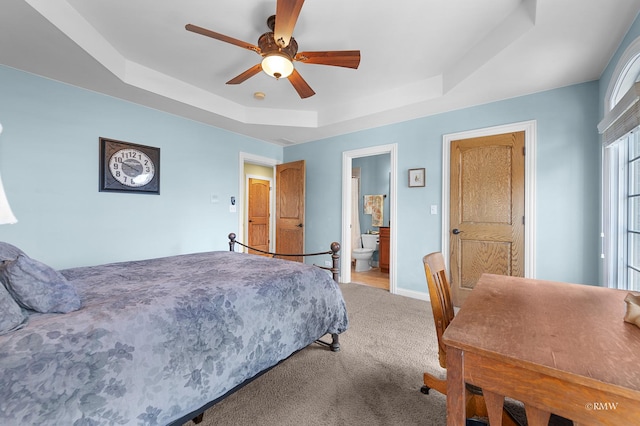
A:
[{"xmin": 379, "ymin": 227, "xmax": 390, "ymax": 273}]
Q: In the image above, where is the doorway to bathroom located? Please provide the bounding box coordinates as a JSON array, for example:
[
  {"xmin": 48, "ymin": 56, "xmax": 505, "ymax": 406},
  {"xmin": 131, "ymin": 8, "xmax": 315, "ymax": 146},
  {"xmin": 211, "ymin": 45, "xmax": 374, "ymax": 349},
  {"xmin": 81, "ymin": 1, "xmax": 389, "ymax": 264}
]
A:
[{"xmin": 341, "ymin": 144, "xmax": 397, "ymax": 293}]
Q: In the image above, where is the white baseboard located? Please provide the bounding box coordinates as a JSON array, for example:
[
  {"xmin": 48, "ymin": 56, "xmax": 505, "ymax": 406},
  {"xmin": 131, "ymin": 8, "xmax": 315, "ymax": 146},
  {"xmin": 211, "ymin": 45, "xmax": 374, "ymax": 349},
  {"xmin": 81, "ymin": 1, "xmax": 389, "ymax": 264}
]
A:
[{"xmin": 395, "ymin": 287, "xmax": 430, "ymax": 301}]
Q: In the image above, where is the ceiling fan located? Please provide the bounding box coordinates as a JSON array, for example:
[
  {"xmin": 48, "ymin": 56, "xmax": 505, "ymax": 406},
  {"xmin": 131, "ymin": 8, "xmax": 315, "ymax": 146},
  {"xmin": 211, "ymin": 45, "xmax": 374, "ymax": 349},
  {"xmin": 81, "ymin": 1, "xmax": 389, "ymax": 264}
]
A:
[{"xmin": 185, "ymin": 0, "xmax": 361, "ymax": 99}]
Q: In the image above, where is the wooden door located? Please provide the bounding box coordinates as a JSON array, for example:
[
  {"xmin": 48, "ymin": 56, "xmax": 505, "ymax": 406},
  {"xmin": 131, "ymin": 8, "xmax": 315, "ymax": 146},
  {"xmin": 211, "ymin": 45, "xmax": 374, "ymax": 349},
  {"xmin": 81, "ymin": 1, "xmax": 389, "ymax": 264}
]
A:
[
  {"xmin": 276, "ymin": 160, "xmax": 305, "ymax": 262},
  {"xmin": 248, "ymin": 177, "xmax": 270, "ymax": 256},
  {"xmin": 450, "ymin": 131, "xmax": 525, "ymax": 305}
]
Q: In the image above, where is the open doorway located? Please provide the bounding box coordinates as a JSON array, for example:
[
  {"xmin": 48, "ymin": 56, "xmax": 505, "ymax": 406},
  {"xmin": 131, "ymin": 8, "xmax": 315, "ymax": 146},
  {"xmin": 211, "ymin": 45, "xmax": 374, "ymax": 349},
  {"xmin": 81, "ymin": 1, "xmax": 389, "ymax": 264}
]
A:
[
  {"xmin": 341, "ymin": 144, "xmax": 398, "ymax": 293},
  {"xmin": 351, "ymin": 155, "xmax": 391, "ymax": 290},
  {"xmin": 238, "ymin": 153, "xmax": 277, "ymax": 252},
  {"xmin": 238, "ymin": 154, "xmax": 306, "ymax": 259},
  {"xmin": 246, "ymin": 173, "xmax": 273, "ymax": 255}
]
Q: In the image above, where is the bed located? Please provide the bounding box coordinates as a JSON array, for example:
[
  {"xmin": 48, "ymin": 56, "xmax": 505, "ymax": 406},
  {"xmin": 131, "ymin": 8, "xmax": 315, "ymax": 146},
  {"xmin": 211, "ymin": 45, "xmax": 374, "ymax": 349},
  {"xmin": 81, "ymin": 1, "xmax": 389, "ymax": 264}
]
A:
[{"xmin": 0, "ymin": 235, "xmax": 348, "ymax": 425}]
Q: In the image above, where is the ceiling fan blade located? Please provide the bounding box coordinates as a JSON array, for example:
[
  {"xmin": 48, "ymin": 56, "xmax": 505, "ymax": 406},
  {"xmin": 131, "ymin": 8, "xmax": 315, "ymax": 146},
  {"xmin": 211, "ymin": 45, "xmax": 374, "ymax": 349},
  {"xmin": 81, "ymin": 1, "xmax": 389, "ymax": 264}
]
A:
[
  {"xmin": 226, "ymin": 64, "xmax": 263, "ymax": 85},
  {"xmin": 186, "ymin": 24, "xmax": 261, "ymax": 54},
  {"xmin": 288, "ymin": 69, "xmax": 315, "ymax": 98},
  {"xmin": 294, "ymin": 50, "xmax": 361, "ymax": 69},
  {"xmin": 274, "ymin": 0, "xmax": 305, "ymax": 47}
]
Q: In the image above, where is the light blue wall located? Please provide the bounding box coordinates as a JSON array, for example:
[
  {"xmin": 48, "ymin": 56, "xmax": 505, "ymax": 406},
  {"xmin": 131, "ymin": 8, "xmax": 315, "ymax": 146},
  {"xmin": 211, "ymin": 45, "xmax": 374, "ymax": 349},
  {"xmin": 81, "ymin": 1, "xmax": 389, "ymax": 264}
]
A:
[
  {"xmin": 0, "ymin": 65, "xmax": 282, "ymax": 269},
  {"xmin": 285, "ymin": 82, "xmax": 601, "ymax": 294},
  {"xmin": 0, "ymin": 62, "xmax": 604, "ymax": 294}
]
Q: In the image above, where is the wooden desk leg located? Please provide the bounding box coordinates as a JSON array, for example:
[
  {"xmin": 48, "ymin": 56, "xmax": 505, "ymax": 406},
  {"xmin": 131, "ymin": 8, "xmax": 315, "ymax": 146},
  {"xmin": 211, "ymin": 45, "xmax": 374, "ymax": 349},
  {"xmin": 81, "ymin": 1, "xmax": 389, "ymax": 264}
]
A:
[
  {"xmin": 524, "ymin": 405, "xmax": 551, "ymax": 426},
  {"xmin": 446, "ymin": 346, "xmax": 465, "ymax": 426},
  {"xmin": 482, "ymin": 389, "xmax": 505, "ymax": 426}
]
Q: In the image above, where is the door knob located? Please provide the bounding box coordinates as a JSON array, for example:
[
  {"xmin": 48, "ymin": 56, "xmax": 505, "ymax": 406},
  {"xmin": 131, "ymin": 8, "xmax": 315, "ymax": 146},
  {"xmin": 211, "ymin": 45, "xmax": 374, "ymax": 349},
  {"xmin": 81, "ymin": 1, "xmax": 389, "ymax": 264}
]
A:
[
  {"xmin": 452, "ymin": 228, "xmax": 462, "ymax": 235},
  {"xmin": 297, "ymin": 223, "xmax": 304, "ymax": 228}
]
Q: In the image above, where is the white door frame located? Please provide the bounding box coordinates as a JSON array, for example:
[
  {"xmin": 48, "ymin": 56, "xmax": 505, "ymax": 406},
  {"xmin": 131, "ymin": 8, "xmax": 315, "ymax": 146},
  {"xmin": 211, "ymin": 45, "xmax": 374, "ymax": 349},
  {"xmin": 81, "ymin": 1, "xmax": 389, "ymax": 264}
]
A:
[
  {"xmin": 441, "ymin": 120, "xmax": 537, "ymax": 278},
  {"xmin": 238, "ymin": 152, "xmax": 279, "ymax": 249},
  {"xmin": 341, "ymin": 144, "xmax": 398, "ymax": 293}
]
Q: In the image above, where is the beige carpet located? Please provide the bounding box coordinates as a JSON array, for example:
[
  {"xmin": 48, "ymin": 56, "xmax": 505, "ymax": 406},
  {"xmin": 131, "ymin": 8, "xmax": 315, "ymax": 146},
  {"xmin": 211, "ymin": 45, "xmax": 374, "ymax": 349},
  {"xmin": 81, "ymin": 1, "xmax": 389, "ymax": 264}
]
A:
[{"xmin": 182, "ymin": 283, "xmax": 568, "ymax": 426}]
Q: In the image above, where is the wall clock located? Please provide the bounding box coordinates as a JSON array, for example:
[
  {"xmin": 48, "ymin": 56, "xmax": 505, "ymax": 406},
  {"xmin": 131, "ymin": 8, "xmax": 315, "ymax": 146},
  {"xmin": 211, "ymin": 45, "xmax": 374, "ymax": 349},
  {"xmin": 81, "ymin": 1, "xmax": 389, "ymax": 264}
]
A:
[{"xmin": 99, "ymin": 138, "xmax": 160, "ymax": 194}]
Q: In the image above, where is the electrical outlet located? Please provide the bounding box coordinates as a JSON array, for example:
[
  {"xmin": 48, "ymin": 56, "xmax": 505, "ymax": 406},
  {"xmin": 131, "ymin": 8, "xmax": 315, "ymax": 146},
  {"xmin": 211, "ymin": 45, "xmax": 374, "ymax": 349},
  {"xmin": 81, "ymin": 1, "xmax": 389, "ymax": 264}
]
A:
[{"xmin": 324, "ymin": 260, "xmax": 332, "ymax": 267}]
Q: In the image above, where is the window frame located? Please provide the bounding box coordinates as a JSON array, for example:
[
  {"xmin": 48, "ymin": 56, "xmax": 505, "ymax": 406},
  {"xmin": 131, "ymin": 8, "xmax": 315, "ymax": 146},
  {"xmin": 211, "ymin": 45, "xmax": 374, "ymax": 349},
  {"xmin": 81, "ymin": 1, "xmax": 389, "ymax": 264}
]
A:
[
  {"xmin": 600, "ymin": 35, "xmax": 640, "ymax": 290},
  {"xmin": 603, "ymin": 129, "xmax": 640, "ymax": 290}
]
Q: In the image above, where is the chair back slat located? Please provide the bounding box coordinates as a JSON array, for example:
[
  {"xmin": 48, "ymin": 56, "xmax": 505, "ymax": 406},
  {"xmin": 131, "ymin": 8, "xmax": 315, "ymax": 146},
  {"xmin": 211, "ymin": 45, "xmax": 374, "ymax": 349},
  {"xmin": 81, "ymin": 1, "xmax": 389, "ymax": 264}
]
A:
[{"xmin": 423, "ymin": 252, "xmax": 455, "ymax": 369}]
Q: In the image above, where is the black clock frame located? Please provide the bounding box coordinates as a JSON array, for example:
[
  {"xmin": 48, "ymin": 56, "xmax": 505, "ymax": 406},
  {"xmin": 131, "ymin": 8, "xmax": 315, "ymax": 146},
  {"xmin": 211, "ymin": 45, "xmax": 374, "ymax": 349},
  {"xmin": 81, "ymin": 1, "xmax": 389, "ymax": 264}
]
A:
[{"xmin": 99, "ymin": 137, "xmax": 160, "ymax": 194}]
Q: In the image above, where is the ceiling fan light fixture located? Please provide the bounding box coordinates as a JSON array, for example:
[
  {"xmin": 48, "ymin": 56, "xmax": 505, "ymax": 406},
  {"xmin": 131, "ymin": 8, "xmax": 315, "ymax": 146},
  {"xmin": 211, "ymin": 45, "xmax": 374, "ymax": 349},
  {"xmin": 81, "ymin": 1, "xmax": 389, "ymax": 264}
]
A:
[
  {"xmin": 186, "ymin": 8, "xmax": 359, "ymax": 98},
  {"xmin": 261, "ymin": 53, "xmax": 294, "ymax": 79}
]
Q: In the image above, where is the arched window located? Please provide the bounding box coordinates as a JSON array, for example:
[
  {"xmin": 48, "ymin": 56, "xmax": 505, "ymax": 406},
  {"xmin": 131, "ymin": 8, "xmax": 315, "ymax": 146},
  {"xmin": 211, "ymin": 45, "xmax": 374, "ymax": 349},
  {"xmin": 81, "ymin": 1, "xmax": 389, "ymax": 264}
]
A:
[
  {"xmin": 600, "ymin": 36, "xmax": 640, "ymax": 290},
  {"xmin": 609, "ymin": 54, "xmax": 640, "ymax": 110},
  {"xmin": 605, "ymin": 36, "xmax": 640, "ymax": 113}
]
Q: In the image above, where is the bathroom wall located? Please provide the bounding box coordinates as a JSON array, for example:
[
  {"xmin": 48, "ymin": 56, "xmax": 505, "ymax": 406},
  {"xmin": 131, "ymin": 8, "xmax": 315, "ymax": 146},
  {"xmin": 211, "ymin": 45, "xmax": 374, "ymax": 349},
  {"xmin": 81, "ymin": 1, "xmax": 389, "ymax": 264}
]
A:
[{"xmin": 353, "ymin": 154, "xmax": 391, "ymax": 233}]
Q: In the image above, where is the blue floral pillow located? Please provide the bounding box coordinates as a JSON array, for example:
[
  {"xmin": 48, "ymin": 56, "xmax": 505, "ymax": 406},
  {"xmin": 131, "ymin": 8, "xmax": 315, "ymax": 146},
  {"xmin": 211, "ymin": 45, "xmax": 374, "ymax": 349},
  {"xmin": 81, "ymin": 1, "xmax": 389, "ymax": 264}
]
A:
[
  {"xmin": 0, "ymin": 254, "xmax": 82, "ymax": 313},
  {"xmin": 0, "ymin": 279, "xmax": 28, "ymax": 334}
]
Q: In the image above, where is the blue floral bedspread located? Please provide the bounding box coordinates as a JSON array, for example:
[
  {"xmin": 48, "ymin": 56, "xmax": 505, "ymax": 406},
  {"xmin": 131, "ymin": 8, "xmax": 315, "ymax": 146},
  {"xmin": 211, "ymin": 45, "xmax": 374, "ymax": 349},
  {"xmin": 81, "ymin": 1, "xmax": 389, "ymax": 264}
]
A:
[{"xmin": 0, "ymin": 251, "xmax": 348, "ymax": 425}]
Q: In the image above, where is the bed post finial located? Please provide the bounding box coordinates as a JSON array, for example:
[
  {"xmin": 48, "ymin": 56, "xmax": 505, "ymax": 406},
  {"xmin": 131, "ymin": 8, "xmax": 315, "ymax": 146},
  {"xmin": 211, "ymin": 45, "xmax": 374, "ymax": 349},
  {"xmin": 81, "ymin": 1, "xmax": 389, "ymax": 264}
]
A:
[
  {"xmin": 331, "ymin": 242, "xmax": 340, "ymax": 254},
  {"xmin": 229, "ymin": 233, "xmax": 237, "ymax": 252},
  {"xmin": 330, "ymin": 242, "xmax": 340, "ymax": 283}
]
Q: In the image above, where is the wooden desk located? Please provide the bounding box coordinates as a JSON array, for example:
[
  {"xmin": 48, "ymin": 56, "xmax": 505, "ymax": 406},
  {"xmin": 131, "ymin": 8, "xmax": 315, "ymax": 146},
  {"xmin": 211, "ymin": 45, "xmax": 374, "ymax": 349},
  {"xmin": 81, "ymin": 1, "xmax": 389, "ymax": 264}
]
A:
[{"xmin": 442, "ymin": 274, "xmax": 640, "ymax": 426}]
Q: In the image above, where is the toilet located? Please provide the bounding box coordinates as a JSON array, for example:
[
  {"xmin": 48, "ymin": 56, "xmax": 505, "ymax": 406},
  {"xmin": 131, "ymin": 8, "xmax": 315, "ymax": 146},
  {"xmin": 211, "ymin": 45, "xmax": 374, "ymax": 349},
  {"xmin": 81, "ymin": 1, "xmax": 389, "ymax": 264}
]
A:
[{"xmin": 352, "ymin": 234, "xmax": 379, "ymax": 272}]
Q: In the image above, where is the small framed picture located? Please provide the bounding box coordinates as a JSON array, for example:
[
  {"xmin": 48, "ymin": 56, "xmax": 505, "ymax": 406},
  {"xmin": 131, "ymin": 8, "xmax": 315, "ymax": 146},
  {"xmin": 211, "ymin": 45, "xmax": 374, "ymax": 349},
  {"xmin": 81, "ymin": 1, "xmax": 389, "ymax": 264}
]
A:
[{"xmin": 408, "ymin": 168, "xmax": 425, "ymax": 187}]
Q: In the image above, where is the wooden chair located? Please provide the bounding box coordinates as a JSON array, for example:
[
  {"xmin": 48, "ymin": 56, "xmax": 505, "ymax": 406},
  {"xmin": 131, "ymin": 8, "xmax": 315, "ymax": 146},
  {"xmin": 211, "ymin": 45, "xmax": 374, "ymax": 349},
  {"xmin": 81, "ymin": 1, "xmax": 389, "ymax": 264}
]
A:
[{"xmin": 421, "ymin": 252, "xmax": 522, "ymax": 426}]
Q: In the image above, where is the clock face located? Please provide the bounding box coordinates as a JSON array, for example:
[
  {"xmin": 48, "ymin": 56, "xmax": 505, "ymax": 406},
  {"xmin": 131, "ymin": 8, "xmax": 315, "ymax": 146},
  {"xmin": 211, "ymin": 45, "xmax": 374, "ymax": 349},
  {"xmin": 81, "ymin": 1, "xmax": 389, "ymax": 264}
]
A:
[
  {"xmin": 108, "ymin": 149, "xmax": 155, "ymax": 187},
  {"xmin": 99, "ymin": 138, "xmax": 160, "ymax": 194}
]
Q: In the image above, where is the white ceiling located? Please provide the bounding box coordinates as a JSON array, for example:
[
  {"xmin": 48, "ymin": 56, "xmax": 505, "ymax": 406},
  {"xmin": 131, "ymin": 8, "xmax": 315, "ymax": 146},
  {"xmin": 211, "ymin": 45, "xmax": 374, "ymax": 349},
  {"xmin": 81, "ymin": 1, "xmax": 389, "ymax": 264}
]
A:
[{"xmin": 2, "ymin": 0, "xmax": 640, "ymax": 145}]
